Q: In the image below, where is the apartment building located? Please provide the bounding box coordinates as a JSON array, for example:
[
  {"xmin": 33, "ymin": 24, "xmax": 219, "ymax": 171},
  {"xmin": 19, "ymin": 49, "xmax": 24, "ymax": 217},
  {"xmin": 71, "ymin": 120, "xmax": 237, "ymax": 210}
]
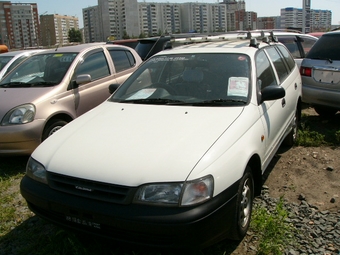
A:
[
  {"xmin": 40, "ymin": 14, "xmax": 79, "ymax": 47},
  {"xmin": 180, "ymin": 3, "xmax": 227, "ymax": 33},
  {"xmin": 0, "ymin": 2, "xmax": 39, "ymax": 49},
  {"xmin": 98, "ymin": 0, "xmax": 139, "ymax": 41},
  {"xmin": 83, "ymin": 6, "xmax": 103, "ymax": 43},
  {"xmin": 221, "ymin": 0, "xmax": 245, "ymax": 31},
  {"xmin": 281, "ymin": 7, "xmax": 331, "ymax": 31},
  {"xmin": 257, "ymin": 16, "xmax": 281, "ymax": 30}
]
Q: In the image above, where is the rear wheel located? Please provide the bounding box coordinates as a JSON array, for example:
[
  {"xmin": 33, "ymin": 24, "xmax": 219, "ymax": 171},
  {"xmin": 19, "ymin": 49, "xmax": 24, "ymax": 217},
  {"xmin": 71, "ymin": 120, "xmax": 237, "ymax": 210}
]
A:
[
  {"xmin": 42, "ymin": 119, "xmax": 68, "ymax": 141},
  {"xmin": 314, "ymin": 106, "xmax": 338, "ymax": 118},
  {"xmin": 230, "ymin": 166, "xmax": 254, "ymax": 240}
]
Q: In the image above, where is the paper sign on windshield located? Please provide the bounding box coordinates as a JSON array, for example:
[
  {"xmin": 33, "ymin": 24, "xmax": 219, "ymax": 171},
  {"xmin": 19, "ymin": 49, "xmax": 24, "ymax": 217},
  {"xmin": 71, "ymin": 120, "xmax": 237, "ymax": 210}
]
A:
[
  {"xmin": 228, "ymin": 77, "xmax": 249, "ymax": 97},
  {"xmin": 127, "ymin": 88, "xmax": 157, "ymax": 99}
]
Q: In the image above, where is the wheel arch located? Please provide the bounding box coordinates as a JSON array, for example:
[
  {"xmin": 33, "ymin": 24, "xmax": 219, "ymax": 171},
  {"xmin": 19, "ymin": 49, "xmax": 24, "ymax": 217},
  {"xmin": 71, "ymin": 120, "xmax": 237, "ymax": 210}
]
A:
[
  {"xmin": 247, "ymin": 154, "xmax": 262, "ymax": 196},
  {"xmin": 42, "ymin": 113, "xmax": 74, "ymax": 136}
]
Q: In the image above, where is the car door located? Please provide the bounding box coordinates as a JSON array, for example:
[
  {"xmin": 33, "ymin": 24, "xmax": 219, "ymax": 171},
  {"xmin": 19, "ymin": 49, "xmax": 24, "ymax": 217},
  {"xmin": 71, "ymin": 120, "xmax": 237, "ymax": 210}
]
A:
[
  {"xmin": 255, "ymin": 49, "xmax": 286, "ymax": 168},
  {"xmin": 266, "ymin": 45, "xmax": 300, "ymax": 142},
  {"xmin": 71, "ymin": 48, "xmax": 117, "ymax": 116}
]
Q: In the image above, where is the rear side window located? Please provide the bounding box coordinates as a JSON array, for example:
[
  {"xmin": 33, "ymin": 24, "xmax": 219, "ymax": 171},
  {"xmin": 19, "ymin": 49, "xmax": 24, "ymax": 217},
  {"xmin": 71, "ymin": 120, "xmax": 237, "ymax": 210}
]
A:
[
  {"xmin": 256, "ymin": 50, "xmax": 277, "ymax": 89},
  {"xmin": 306, "ymin": 33, "xmax": 340, "ymax": 60},
  {"xmin": 266, "ymin": 47, "xmax": 289, "ymax": 84},
  {"xmin": 109, "ymin": 50, "xmax": 135, "ymax": 73},
  {"xmin": 277, "ymin": 45, "xmax": 296, "ymax": 71},
  {"xmin": 277, "ymin": 36, "xmax": 301, "ymax": 58},
  {"xmin": 298, "ymin": 36, "xmax": 317, "ymax": 57}
]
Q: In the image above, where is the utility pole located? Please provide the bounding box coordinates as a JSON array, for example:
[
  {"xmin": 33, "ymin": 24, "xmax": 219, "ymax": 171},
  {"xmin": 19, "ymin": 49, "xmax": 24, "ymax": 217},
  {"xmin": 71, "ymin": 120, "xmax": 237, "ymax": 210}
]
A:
[{"xmin": 302, "ymin": 0, "xmax": 311, "ymax": 33}]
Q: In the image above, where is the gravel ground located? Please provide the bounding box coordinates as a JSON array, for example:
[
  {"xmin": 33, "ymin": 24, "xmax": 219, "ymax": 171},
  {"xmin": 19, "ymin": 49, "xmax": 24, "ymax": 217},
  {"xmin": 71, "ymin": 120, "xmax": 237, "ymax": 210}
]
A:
[{"xmin": 233, "ymin": 186, "xmax": 340, "ymax": 255}]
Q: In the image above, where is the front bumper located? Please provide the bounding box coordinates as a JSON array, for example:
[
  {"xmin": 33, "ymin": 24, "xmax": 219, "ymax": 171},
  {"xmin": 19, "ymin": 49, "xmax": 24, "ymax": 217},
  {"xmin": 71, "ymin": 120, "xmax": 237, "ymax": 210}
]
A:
[
  {"xmin": 0, "ymin": 120, "xmax": 44, "ymax": 155},
  {"xmin": 20, "ymin": 175, "xmax": 239, "ymax": 249}
]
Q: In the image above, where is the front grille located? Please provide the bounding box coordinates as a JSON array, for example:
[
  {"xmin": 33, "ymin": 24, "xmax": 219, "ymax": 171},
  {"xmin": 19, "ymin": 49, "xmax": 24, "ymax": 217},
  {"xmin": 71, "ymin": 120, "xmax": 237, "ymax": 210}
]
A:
[{"xmin": 47, "ymin": 172, "xmax": 136, "ymax": 204}]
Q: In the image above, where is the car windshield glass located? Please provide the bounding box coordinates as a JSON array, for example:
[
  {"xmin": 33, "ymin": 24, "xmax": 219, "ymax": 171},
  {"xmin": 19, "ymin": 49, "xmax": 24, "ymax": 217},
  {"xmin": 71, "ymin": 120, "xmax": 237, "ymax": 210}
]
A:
[
  {"xmin": 0, "ymin": 56, "xmax": 15, "ymax": 71},
  {"xmin": 0, "ymin": 52, "xmax": 77, "ymax": 88},
  {"xmin": 306, "ymin": 34, "xmax": 340, "ymax": 61},
  {"xmin": 110, "ymin": 53, "xmax": 251, "ymax": 106}
]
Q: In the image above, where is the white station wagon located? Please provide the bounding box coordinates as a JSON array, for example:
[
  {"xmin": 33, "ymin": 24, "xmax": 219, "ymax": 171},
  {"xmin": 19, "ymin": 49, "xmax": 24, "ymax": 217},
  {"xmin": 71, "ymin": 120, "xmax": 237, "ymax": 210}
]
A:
[{"xmin": 20, "ymin": 32, "xmax": 302, "ymax": 249}]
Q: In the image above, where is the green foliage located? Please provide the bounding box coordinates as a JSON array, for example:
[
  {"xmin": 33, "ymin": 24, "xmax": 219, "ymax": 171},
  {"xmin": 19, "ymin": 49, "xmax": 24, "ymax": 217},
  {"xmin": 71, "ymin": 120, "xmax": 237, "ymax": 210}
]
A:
[
  {"xmin": 68, "ymin": 28, "xmax": 82, "ymax": 43},
  {"xmin": 296, "ymin": 110, "xmax": 340, "ymax": 146},
  {"xmin": 250, "ymin": 197, "xmax": 295, "ymax": 255}
]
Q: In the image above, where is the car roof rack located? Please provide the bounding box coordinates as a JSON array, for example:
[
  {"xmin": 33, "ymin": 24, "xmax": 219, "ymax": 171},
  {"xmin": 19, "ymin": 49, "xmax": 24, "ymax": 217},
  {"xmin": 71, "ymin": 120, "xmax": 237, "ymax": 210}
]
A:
[{"xmin": 168, "ymin": 30, "xmax": 279, "ymax": 49}]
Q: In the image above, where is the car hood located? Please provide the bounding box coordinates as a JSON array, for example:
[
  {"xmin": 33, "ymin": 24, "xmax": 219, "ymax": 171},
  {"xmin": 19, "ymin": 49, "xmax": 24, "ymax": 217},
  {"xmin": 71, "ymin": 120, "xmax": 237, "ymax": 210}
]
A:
[
  {"xmin": 0, "ymin": 87, "xmax": 54, "ymax": 118},
  {"xmin": 32, "ymin": 102, "xmax": 244, "ymax": 186}
]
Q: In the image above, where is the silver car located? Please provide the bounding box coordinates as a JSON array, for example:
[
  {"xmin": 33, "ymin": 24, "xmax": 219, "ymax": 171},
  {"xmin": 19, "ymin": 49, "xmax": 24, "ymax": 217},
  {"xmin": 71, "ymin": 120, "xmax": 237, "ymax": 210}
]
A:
[
  {"xmin": 300, "ymin": 31, "xmax": 340, "ymax": 116},
  {"xmin": 0, "ymin": 49, "xmax": 45, "ymax": 80},
  {"xmin": 0, "ymin": 43, "xmax": 142, "ymax": 155}
]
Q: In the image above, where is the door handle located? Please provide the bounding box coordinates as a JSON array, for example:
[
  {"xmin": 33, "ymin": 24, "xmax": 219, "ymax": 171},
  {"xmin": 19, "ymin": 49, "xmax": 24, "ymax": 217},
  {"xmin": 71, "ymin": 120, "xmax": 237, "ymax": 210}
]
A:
[{"xmin": 282, "ymin": 98, "xmax": 286, "ymax": 107}]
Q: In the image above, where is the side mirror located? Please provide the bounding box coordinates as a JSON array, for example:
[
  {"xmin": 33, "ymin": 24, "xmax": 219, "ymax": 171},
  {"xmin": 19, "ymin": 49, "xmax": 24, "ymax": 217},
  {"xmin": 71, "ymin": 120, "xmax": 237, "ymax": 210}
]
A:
[
  {"xmin": 260, "ymin": 85, "xmax": 285, "ymax": 104},
  {"xmin": 76, "ymin": 74, "xmax": 91, "ymax": 85},
  {"xmin": 109, "ymin": 84, "xmax": 120, "ymax": 94},
  {"xmin": 70, "ymin": 74, "xmax": 91, "ymax": 89}
]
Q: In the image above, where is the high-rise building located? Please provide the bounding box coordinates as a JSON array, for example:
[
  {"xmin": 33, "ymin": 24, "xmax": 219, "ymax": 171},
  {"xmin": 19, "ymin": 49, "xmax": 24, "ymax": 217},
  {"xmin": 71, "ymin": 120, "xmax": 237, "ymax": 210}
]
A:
[
  {"xmin": 180, "ymin": 3, "xmax": 226, "ymax": 33},
  {"xmin": 40, "ymin": 14, "xmax": 79, "ymax": 47},
  {"xmin": 0, "ymin": 2, "xmax": 40, "ymax": 49},
  {"xmin": 83, "ymin": 6, "xmax": 102, "ymax": 43},
  {"xmin": 98, "ymin": 0, "xmax": 139, "ymax": 41},
  {"xmin": 221, "ymin": 0, "xmax": 245, "ymax": 31},
  {"xmin": 281, "ymin": 7, "xmax": 331, "ymax": 31}
]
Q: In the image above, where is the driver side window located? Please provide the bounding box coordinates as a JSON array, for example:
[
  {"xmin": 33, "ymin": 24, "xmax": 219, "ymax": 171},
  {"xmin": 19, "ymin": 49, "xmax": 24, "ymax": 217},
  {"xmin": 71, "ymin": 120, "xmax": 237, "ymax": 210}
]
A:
[
  {"xmin": 255, "ymin": 50, "xmax": 277, "ymax": 90},
  {"xmin": 74, "ymin": 51, "xmax": 110, "ymax": 83}
]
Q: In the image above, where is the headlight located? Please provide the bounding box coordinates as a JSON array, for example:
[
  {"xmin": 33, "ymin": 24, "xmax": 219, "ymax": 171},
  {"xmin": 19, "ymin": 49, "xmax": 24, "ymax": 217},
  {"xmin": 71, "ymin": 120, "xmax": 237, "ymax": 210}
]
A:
[
  {"xmin": 26, "ymin": 157, "xmax": 47, "ymax": 184},
  {"xmin": 135, "ymin": 183, "xmax": 183, "ymax": 205},
  {"xmin": 134, "ymin": 175, "xmax": 214, "ymax": 206},
  {"xmin": 1, "ymin": 104, "xmax": 35, "ymax": 125}
]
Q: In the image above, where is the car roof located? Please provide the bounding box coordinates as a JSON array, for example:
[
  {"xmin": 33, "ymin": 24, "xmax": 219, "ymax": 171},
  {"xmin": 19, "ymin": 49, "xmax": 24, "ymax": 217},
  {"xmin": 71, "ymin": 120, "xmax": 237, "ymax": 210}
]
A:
[
  {"xmin": 0, "ymin": 49, "xmax": 44, "ymax": 57},
  {"xmin": 157, "ymin": 33, "xmax": 282, "ymax": 56},
  {"xmin": 33, "ymin": 43, "xmax": 135, "ymax": 55}
]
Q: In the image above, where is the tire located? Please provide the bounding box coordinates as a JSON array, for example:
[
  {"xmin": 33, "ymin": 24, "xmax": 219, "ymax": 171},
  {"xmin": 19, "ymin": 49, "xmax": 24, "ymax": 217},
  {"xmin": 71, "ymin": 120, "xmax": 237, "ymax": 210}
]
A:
[
  {"xmin": 314, "ymin": 106, "xmax": 338, "ymax": 118},
  {"xmin": 283, "ymin": 107, "xmax": 300, "ymax": 146},
  {"xmin": 42, "ymin": 120, "xmax": 68, "ymax": 141},
  {"xmin": 230, "ymin": 166, "xmax": 254, "ymax": 240}
]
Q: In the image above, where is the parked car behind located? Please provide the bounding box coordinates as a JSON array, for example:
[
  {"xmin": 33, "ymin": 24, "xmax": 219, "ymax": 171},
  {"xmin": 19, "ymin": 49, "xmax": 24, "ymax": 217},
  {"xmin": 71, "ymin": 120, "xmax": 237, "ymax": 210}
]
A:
[
  {"xmin": 21, "ymin": 32, "xmax": 302, "ymax": 249},
  {"xmin": 300, "ymin": 30, "xmax": 340, "ymax": 116},
  {"xmin": 0, "ymin": 49, "xmax": 45, "ymax": 80},
  {"xmin": 106, "ymin": 39, "xmax": 139, "ymax": 49},
  {"xmin": 0, "ymin": 43, "xmax": 142, "ymax": 155},
  {"xmin": 136, "ymin": 31, "xmax": 318, "ymax": 66},
  {"xmin": 273, "ymin": 31, "xmax": 318, "ymax": 67}
]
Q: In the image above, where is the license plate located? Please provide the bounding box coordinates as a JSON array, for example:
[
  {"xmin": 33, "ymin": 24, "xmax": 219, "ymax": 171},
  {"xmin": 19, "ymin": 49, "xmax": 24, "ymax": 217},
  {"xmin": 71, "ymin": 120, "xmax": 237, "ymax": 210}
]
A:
[
  {"xmin": 66, "ymin": 215, "xmax": 101, "ymax": 229},
  {"xmin": 314, "ymin": 70, "xmax": 340, "ymax": 84}
]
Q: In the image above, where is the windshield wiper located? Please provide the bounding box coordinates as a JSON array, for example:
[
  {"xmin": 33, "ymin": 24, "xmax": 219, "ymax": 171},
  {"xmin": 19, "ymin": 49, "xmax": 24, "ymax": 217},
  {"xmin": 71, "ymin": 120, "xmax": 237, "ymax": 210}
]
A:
[
  {"xmin": 0, "ymin": 81, "xmax": 56, "ymax": 88},
  {"xmin": 0, "ymin": 82, "xmax": 30, "ymax": 88},
  {"xmin": 118, "ymin": 98, "xmax": 185, "ymax": 105},
  {"xmin": 191, "ymin": 98, "xmax": 248, "ymax": 106}
]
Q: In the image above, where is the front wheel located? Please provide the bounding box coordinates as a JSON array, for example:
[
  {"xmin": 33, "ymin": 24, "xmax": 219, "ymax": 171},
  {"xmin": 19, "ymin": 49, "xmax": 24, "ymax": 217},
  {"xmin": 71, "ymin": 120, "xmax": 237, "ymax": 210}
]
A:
[
  {"xmin": 230, "ymin": 166, "xmax": 254, "ymax": 240},
  {"xmin": 42, "ymin": 119, "xmax": 68, "ymax": 141}
]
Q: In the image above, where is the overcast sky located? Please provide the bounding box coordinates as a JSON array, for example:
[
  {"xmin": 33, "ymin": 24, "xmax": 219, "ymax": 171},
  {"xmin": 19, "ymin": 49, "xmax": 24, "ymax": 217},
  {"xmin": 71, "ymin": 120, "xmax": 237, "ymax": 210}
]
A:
[{"xmin": 12, "ymin": 0, "xmax": 340, "ymax": 28}]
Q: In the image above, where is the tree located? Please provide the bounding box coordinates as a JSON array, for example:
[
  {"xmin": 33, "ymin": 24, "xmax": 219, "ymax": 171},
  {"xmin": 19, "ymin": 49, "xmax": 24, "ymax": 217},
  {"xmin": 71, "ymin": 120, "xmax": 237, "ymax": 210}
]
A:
[{"xmin": 68, "ymin": 28, "xmax": 82, "ymax": 43}]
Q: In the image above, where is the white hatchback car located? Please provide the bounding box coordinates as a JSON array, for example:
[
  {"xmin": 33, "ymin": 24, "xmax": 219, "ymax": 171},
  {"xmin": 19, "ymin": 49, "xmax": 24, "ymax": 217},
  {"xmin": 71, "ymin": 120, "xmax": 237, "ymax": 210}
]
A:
[{"xmin": 20, "ymin": 33, "xmax": 302, "ymax": 249}]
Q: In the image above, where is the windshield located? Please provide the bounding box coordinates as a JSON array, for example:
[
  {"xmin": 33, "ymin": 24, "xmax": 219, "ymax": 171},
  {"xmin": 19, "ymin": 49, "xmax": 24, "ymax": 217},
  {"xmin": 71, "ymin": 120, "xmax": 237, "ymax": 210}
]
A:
[
  {"xmin": 111, "ymin": 53, "xmax": 251, "ymax": 106},
  {"xmin": 0, "ymin": 56, "xmax": 15, "ymax": 71},
  {"xmin": 0, "ymin": 52, "xmax": 77, "ymax": 88}
]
